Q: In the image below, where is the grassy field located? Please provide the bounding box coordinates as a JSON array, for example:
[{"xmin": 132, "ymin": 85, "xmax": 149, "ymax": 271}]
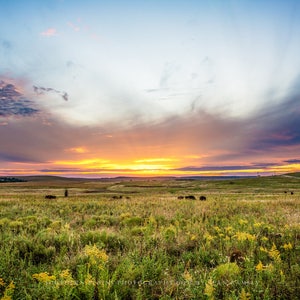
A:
[{"xmin": 0, "ymin": 175, "xmax": 299, "ymax": 299}]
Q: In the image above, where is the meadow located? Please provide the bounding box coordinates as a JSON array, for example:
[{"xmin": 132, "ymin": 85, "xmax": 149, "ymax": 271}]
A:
[{"xmin": 0, "ymin": 175, "xmax": 299, "ymax": 299}]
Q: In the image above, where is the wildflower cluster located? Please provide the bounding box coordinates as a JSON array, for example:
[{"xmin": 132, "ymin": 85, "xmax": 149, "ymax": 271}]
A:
[
  {"xmin": 234, "ymin": 231, "xmax": 256, "ymax": 241},
  {"xmin": 58, "ymin": 269, "xmax": 77, "ymax": 287},
  {"xmin": 84, "ymin": 244, "xmax": 108, "ymax": 266},
  {"xmin": 204, "ymin": 278, "xmax": 215, "ymax": 300},
  {"xmin": 255, "ymin": 261, "xmax": 275, "ymax": 273},
  {"xmin": 268, "ymin": 243, "xmax": 281, "ymax": 262},
  {"xmin": 282, "ymin": 242, "xmax": 293, "ymax": 250},
  {"xmin": 0, "ymin": 281, "xmax": 15, "ymax": 300},
  {"xmin": 0, "ymin": 278, "xmax": 5, "ymax": 287},
  {"xmin": 32, "ymin": 272, "xmax": 56, "ymax": 283}
]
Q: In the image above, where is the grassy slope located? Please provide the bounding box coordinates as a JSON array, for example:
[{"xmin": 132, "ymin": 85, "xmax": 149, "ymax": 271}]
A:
[
  {"xmin": 285, "ymin": 172, "xmax": 300, "ymax": 177},
  {"xmin": 0, "ymin": 175, "xmax": 299, "ymax": 299}
]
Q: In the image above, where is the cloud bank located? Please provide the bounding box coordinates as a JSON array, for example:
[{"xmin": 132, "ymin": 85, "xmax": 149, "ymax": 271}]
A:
[
  {"xmin": 0, "ymin": 80, "xmax": 39, "ymax": 117},
  {"xmin": 0, "ymin": 73, "xmax": 299, "ymax": 176}
]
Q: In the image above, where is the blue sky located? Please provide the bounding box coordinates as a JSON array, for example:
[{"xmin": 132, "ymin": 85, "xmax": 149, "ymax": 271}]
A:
[{"xmin": 1, "ymin": 0, "xmax": 300, "ymax": 176}]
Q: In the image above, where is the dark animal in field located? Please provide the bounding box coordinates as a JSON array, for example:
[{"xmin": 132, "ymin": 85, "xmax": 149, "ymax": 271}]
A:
[
  {"xmin": 199, "ymin": 195, "xmax": 207, "ymax": 201},
  {"xmin": 112, "ymin": 195, "xmax": 123, "ymax": 199},
  {"xmin": 185, "ymin": 195, "xmax": 196, "ymax": 200},
  {"xmin": 45, "ymin": 195, "xmax": 56, "ymax": 199},
  {"xmin": 284, "ymin": 191, "xmax": 287, "ymax": 194},
  {"xmin": 64, "ymin": 189, "xmax": 68, "ymax": 197},
  {"xmin": 177, "ymin": 196, "xmax": 184, "ymax": 199},
  {"xmin": 291, "ymin": 191, "xmax": 294, "ymax": 195},
  {"xmin": 229, "ymin": 249, "xmax": 245, "ymax": 266}
]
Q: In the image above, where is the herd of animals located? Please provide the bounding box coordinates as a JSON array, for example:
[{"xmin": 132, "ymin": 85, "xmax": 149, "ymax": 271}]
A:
[
  {"xmin": 44, "ymin": 190, "xmax": 208, "ymax": 201},
  {"xmin": 44, "ymin": 190, "xmax": 295, "ymax": 200}
]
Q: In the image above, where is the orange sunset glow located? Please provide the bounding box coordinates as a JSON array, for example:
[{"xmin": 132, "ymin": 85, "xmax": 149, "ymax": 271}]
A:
[{"xmin": 1, "ymin": 1, "xmax": 300, "ymax": 178}]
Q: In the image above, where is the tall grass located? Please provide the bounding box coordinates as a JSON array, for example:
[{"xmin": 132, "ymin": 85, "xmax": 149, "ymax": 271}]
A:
[{"xmin": 0, "ymin": 176, "xmax": 299, "ymax": 299}]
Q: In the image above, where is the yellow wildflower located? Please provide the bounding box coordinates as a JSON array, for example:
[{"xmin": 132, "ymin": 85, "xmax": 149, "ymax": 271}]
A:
[
  {"xmin": 259, "ymin": 246, "xmax": 268, "ymax": 253},
  {"xmin": 1, "ymin": 281, "xmax": 15, "ymax": 300},
  {"xmin": 6, "ymin": 282, "xmax": 15, "ymax": 290},
  {"xmin": 58, "ymin": 269, "xmax": 77, "ymax": 286},
  {"xmin": 120, "ymin": 212, "xmax": 131, "ymax": 219},
  {"xmin": 213, "ymin": 226, "xmax": 221, "ymax": 233},
  {"xmin": 269, "ymin": 243, "xmax": 281, "ymax": 262},
  {"xmin": 204, "ymin": 233, "xmax": 214, "ymax": 242},
  {"xmin": 0, "ymin": 278, "xmax": 5, "ymax": 286},
  {"xmin": 255, "ymin": 261, "xmax": 264, "ymax": 272},
  {"xmin": 64, "ymin": 223, "xmax": 70, "ymax": 230},
  {"xmin": 239, "ymin": 219, "xmax": 248, "ymax": 225},
  {"xmin": 84, "ymin": 273, "xmax": 96, "ymax": 286},
  {"xmin": 225, "ymin": 226, "xmax": 233, "ymax": 233},
  {"xmin": 234, "ymin": 232, "xmax": 256, "ymax": 241},
  {"xmin": 84, "ymin": 244, "xmax": 108, "ymax": 266},
  {"xmin": 204, "ymin": 278, "xmax": 215, "ymax": 300},
  {"xmin": 59, "ymin": 269, "xmax": 72, "ymax": 279},
  {"xmin": 32, "ymin": 272, "xmax": 56, "ymax": 283},
  {"xmin": 183, "ymin": 270, "xmax": 193, "ymax": 282},
  {"xmin": 282, "ymin": 242, "xmax": 293, "ymax": 250},
  {"xmin": 261, "ymin": 236, "xmax": 268, "ymax": 242},
  {"xmin": 190, "ymin": 234, "xmax": 196, "ymax": 241},
  {"xmin": 239, "ymin": 288, "xmax": 251, "ymax": 300}
]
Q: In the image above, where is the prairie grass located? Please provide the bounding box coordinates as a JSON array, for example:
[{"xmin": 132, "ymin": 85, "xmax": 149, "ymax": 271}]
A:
[{"xmin": 0, "ymin": 175, "xmax": 299, "ymax": 299}]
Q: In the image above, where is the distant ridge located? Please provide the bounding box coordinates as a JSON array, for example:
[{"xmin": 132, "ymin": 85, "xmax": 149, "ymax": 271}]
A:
[
  {"xmin": 14, "ymin": 175, "xmax": 87, "ymax": 182},
  {"xmin": 176, "ymin": 175, "xmax": 255, "ymax": 180},
  {"xmin": 8, "ymin": 174, "xmax": 257, "ymax": 182},
  {"xmin": 284, "ymin": 172, "xmax": 300, "ymax": 178}
]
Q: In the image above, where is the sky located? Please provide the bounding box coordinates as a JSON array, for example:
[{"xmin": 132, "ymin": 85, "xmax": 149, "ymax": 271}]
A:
[{"xmin": 1, "ymin": 0, "xmax": 300, "ymax": 177}]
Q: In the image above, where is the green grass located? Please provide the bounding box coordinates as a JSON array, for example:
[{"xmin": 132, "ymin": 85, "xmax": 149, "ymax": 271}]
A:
[{"xmin": 0, "ymin": 175, "xmax": 299, "ymax": 299}]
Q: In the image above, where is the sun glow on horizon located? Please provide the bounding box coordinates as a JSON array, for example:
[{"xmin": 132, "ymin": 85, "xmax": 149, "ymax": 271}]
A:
[{"xmin": 1, "ymin": 157, "xmax": 297, "ymax": 177}]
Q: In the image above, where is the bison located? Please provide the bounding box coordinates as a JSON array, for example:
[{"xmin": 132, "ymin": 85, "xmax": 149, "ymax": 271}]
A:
[
  {"xmin": 185, "ymin": 195, "xmax": 196, "ymax": 200},
  {"xmin": 45, "ymin": 195, "xmax": 56, "ymax": 199},
  {"xmin": 199, "ymin": 195, "xmax": 207, "ymax": 201}
]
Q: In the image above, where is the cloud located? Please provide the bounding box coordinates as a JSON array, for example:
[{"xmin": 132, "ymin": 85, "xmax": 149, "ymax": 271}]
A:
[
  {"xmin": 244, "ymin": 78, "xmax": 300, "ymax": 151},
  {"xmin": 0, "ymin": 80, "xmax": 39, "ymax": 117},
  {"xmin": 283, "ymin": 159, "xmax": 300, "ymax": 163},
  {"xmin": 1, "ymin": 73, "xmax": 300, "ymax": 176},
  {"xmin": 0, "ymin": 152, "xmax": 41, "ymax": 163},
  {"xmin": 176, "ymin": 166, "xmax": 253, "ymax": 172},
  {"xmin": 39, "ymin": 168, "xmax": 80, "ymax": 173},
  {"xmin": 33, "ymin": 85, "xmax": 69, "ymax": 101},
  {"xmin": 176, "ymin": 162, "xmax": 281, "ymax": 172},
  {"xmin": 40, "ymin": 28, "xmax": 57, "ymax": 37}
]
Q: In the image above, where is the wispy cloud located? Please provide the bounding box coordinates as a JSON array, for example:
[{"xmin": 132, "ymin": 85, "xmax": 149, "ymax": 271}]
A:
[
  {"xmin": 33, "ymin": 85, "xmax": 68, "ymax": 101},
  {"xmin": 40, "ymin": 28, "xmax": 57, "ymax": 37},
  {"xmin": 283, "ymin": 159, "xmax": 300, "ymax": 164}
]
